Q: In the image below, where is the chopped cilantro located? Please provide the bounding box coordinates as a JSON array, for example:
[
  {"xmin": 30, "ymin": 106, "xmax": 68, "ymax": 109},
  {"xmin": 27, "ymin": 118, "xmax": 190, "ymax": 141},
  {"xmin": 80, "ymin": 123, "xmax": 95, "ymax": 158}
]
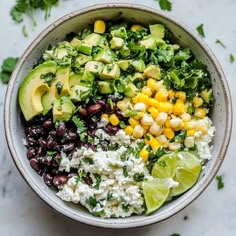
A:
[
  {"xmin": 196, "ymin": 24, "xmax": 205, "ymax": 38},
  {"xmin": 133, "ymin": 173, "xmax": 145, "ymax": 182},
  {"xmin": 0, "ymin": 57, "xmax": 19, "ymax": 84},
  {"xmin": 86, "ymin": 196, "xmax": 97, "ymax": 208},
  {"xmin": 170, "ymin": 234, "xmax": 180, "ymax": 236},
  {"xmin": 22, "ymin": 25, "xmax": 28, "ymax": 37},
  {"xmin": 119, "ymin": 121, "xmax": 127, "ymax": 129},
  {"xmin": 47, "ymin": 151, "xmax": 57, "ymax": 156},
  {"xmin": 40, "ymin": 72, "xmax": 56, "ymax": 86},
  {"xmin": 93, "ymin": 173, "xmax": 101, "ymax": 189},
  {"xmin": 120, "ymin": 153, "xmax": 127, "ymax": 162},
  {"xmin": 87, "ymin": 135, "xmax": 94, "ymax": 144},
  {"xmin": 216, "ymin": 175, "xmax": 224, "ymax": 190},
  {"xmin": 120, "ymin": 197, "xmax": 130, "ymax": 212},
  {"xmin": 158, "ymin": 0, "xmax": 172, "ymax": 11},
  {"xmin": 56, "ymin": 81, "xmax": 64, "ymax": 95},
  {"xmin": 72, "ymin": 116, "xmax": 87, "ymax": 141},
  {"xmin": 107, "ymin": 192, "xmax": 113, "ymax": 200},
  {"xmin": 123, "ymin": 166, "xmax": 129, "ymax": 177},
  {"xmin": 215, "ymin": 39, "xmax": 226, "ymax": 48},
  {"xmin": 84, "ymin": 158, "xmax": 94, "ymax": 165},
  {"xmin": 107, "ymin": 98, "xmax": 114, "ymax": 109},
  {"xmin": 230, "ymin": 54, "xmax": 235, "ymax": 63}
]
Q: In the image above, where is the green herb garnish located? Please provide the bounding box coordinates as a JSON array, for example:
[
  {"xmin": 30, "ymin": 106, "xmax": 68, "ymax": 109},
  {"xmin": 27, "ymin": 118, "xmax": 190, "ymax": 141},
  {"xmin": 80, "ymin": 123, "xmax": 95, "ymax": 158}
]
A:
[
  {"xmin": 40, "ymin": 72, "xmax": 56, "ymax": 87},
  {"xmin": 158, "ymin": 0, "xmax": 172, "ymax": 11},
  {"xmin": 72, "ymin": 116, "xmax": 87, "ymax": 141},
  {"xmin": 0, "ymin": 57, "xmax": 19, "ymax": 84},
  {"xmin": 93, "ymin": 173, "xmax": 101, "ymax": 189},
  {"xmin": 123, "ymin": 166, "xmax": 129, "ymax": 177},
  {"xmin": 196, "ymin": 24, "xmax": 205, "ymax": 38},
  {"xmin": 56, "ymin": 81, "xmax": 64, "ymax": 95},
  {"xmin": 22, "ymin": 25, "xmax": 28, "ymax": 37},
  {"xmin": 133, "ymin": 173, "xmax": 145, "ymax": 182},
  {"xmin": 216, "ymin": 175, "xmax": 224, "ymax": 190},
  {"xmin": 215, "ymin": 39, "xmax": 226, "ymax": 48},
  {"xmin": 230, "ymin": 54, "xmax": 235, "ymax": 63}
]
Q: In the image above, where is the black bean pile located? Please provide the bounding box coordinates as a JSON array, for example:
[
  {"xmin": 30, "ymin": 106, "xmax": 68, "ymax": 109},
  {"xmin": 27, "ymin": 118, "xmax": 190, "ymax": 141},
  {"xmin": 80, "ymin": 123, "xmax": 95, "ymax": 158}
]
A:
[{"xmin": 24, "ymin": 95, "xmax": 127, "ymax": 189}]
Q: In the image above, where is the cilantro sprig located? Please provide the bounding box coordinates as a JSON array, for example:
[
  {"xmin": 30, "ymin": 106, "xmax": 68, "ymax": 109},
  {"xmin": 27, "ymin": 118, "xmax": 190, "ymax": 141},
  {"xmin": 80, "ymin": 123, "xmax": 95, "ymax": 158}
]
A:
[
  {"xmin": 72, "ymin": 115, "xmax": 87, "ymax": 141},
  {"xmin": 158, "ymin": 0, "xmax": 172, "ymax": 11},
  {"xmin": 196, "ymin": 24, "xmax": 205, "ymax": 38},
  {"xmin": 0, "ymin": 57, "xmax": 19, "ymax": 84},
  {"xmin": 216, "ymin": 175, "xmax": 224, "ymax": 190}
]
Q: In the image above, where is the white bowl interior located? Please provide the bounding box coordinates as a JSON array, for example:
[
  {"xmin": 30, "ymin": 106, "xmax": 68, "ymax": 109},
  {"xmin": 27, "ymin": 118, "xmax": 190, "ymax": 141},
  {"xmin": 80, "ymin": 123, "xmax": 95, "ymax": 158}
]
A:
[{"xmin": 4, "ymin": 4, "xmax": 232, "ymax": 228}]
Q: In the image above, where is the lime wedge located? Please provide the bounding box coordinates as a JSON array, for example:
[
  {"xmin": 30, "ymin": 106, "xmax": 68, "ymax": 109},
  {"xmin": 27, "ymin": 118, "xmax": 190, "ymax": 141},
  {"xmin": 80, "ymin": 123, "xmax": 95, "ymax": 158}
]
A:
[
  {"xmin": 151, "ymin": 153, "xmax": 177, "ymax": 178},
  {"xmin": 170, "ymin": 151, "xmax": 201, "ymax": 197},
  {"xmin": 142, "ymin": 178, "xmax": 170, "ymax": 215}
]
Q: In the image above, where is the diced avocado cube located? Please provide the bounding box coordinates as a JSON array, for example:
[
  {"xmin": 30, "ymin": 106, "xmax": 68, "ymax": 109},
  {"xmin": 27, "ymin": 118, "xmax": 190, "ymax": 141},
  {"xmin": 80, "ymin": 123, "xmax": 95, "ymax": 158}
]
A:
[
  {"xmin": 70, "ymin": 38, "xmax": 81, "ymax": 48},
  {"xmin": 85, "ymin": 61, "xmax": 104, "ymax": 76},
  {"xmin": 156, "ymin": 38, "xmax": 166, "ymax": 46},
  {"xmin": 70, "ymin": 85, "xmax": 91, "ymax": 102},
  {"xmin": 80, "ymin": 70, "xmax": 94, "ymax": 86},
  {"xmin": 119, "ymin": 44, "xmax": 131, "ymax": 58},
  {"xmin": 93, "ymin": 49, "xmax": 113, "ymax": 64},
  {"xmin": 116, "ymin": 60, "xmax": 131, "ymax": 71},
  {"xmin": 69, "ymin": 72, "xmax": 83, "ymax": 88},
  {"xmin": 131, "ymin": 72, "xmax": 144, "ymax": 81},
  {"xmin": 200, "ymin": 89, "xmax": 213, "ymax": 104},
  {"xmin": 124, "ymin": 83, "xmax": 138, "ymax": 97},
  {"xmin": 53, "ymin": 96, "xmax": 76, "ymax": 122},
  {"xmin": 132, "ymin": 59, "xmax": 146, "ymax": 72},
  {"xmin": 76, "ymin": 54, "xmax": 92, "ymax": 66},
  {"xmin": 98, "ymin": 81, "xmax": 114, "ymax": 94},
  {"xmin": 144, "ymin": 65, "xmax": 161, "ymax": 80},
  {"xmin": 101, "ymin": 64, "xmax": 120, "ymax": 80},
  {"xmin": 77, "ymin": 42, "xmax": 92, "ymax": 55},
  {"xmin": 83, "ymin": 33, "xmax": 103, "ymax": 47},
  {"xmin": 139, "ymin": 36, "xmax": 156, "ymax": 50},
  {"xmin": 149, "ymin": 24, "xmax": 165, "ymax": 39},
  {"xmin": 110, "ymin": 37, "xmax": 124, "ymax": 50},
  {"xmin": 111, "ymin": 27, "xmax": 127, "ymax": 39},
  {"xmin": 56, "ymin": 48, "xmax": 68, "ymax": 59}
]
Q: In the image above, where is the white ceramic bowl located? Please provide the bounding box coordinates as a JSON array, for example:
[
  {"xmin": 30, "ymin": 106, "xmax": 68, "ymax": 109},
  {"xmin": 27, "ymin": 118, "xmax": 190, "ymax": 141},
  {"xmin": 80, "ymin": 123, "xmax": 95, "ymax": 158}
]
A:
[{"xmin": 4, "ymin": 3, "xmax": 232, "ymax": 228}]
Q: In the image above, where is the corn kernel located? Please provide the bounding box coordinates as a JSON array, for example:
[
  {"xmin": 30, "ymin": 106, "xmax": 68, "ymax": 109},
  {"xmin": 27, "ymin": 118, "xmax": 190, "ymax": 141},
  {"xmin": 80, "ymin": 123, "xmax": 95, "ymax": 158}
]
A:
[
  {"xmin": 101, "ymin": 114, "xmax": 109, "ymax": 121},
  {"xmin": 156, "ymin": 112, "xmax": 168, "ymax": 125},
  {"xmin": 149, "ymin": 122, "xmax": 161, "ymax": 136},
  {"xmin": 187, "ymin": 129, "xmax": 195, "ymax": 136},
  {"xmin": 183, "ymin": 121, "xmax": 189, "ymax": 130},
  {"xmin": 133, "ymin": 111, "xmax": 145, "ymax": 120},
  {"xmin": 132, "ymin": 95, "xmax": 139, "ymax": 104},
  {"xmin": 164, "ymin": 128, "xmax": 175, "ymax": 139},
  {"xmin": 158, "ymin": 102, "xmax": 173, "ymax": 113},
  {"xmin": 139, "ymin": 93, "xmax": 149, "ymax": 104},
  {"xmin": 168, "ymin": 89, "xmax": 175, "ymax": 100},
  {"xmin": 148, "ymin": 98, "xmax": 159, "ymax": 107},
  {"xmin": 193, "ymin": 96, "xmax": 204, "ymax": 108},
  {"xmin": 144, "ymin": 133, "xmax": 154, "ymax": 145},
  {"xmin": 109, "ymin": 114, "xmax": 119, "ymax": 126},
  {"xmin": 184, "ymin": 136, "xmax": 195, "ymax": 148},
  {"xmin": 157, "ymin": 135, "xmax": 168, "ymax": 145},
  {"xmin": 173, "ymin": 101, "xmax": 187, "ymax": 115},
  {"xmin": 155, "ymin": 88, "xmax": 168, "ymax": 102},
  {"xmin": 194, "ymin": 108, "xmax": 206, "ymax": 118},
  {"xmin": 129, "ymin": 117, "xmax": 139, "ymax": 127},
  {"xmin": 170, "ymin": 118, "xmax": 182, "ymax": 128},
  {"xmin": 175, "ymin": 91, "xmax": 186, "ymax": 101},
  {"xmin": 141, "ymin": 114, "xmax": 154, "ymax": 126},
  {"xmin": 169, "ymin": 142, "xmax": 181, "ymax": 151},
  {"xmin": 117, "ymin": 98, "xmax": 130, "ymax": 111},
  {"xmin": 142, "ymin": 125, "xmax": 150, "ymax": 131},
  {"xmin": 140, "ymin": 148, "xmax": 149, "ymax": 161},
  {"xmin": 133, "ymin": 125, "xmax": 145, "ymax": 138},
  {"xmin": 181, "ymin": 113, "xmax": 191, "ymax": 122},
  {"xmin": 165, "ymin": 116, "xmax": 171, "ymax": 128},
  {"xmin": 141, "ymin": 86, "xmax": 152, "ymax": 96},
  {"xmin": 197, "ymin": 123, "xmax": 208, "ymax": 134},
  {"xmin": 134, "ymin": 102, "xmax": 146, "ymax": 112},
  {"xmin": 94, "ymin": 20, "xmax": 106, "ymax": 33},
  {"xmin": 131, "ymin": 24, "xmax": 143, "ymax": 32},
  {"xmin": 149, "ymin": 138, "xmax": 160, "ymax": 151},
  {"xmin": 124, "ymin": 126, "xmax": 133, "ymax": 136},
  {"xmin": 148, "ymin": 107, "xmax": 159, "ymax": 119},
  {"xmin": 147, "ymin": 78, "xmax": 158, "ymax": 91}
]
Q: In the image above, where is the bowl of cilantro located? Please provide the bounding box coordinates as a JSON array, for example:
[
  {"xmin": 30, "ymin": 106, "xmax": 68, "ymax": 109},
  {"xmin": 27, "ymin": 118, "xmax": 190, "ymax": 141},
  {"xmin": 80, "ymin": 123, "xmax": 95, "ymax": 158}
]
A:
[{"xmin": 4, "ymin": 3, "xmax": 232, "ymax": 228}]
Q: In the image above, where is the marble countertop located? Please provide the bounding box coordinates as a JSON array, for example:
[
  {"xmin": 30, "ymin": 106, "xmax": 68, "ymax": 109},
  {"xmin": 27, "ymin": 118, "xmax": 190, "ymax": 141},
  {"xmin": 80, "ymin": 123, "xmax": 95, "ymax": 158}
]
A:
[{"xmin": 1, "ymin": 0, "xmax": 236, "ymax": 235}]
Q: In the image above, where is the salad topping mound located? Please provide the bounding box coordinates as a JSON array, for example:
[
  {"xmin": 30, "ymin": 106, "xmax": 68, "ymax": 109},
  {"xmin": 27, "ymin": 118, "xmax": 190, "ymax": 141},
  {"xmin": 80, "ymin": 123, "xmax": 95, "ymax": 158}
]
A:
[{"xmin": 19, "ymin": 20, "xmax": 215, "ymax": 218}]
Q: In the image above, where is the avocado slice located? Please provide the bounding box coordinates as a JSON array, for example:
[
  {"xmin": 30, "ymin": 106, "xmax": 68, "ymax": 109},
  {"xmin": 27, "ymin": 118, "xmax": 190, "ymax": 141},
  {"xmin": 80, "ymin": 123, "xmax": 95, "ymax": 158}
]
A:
[
  {"xmin": 110, "ymin": 37, "xmax": 124, "ymax": 50},
  {"xmin": 149, "ymin": 24, "xmax": 165, "ymax": 39},
  {"xmin": 124, "ymin": 83, "xmax": 138, "ymax": 97},
  {"xmin": 116, "ymin": 60, "xmax": 131, "ymax": 71},
  {"xmin": 70, "ymin": 85, "xmax": 91, "ymax": 102},
  {"xmin": 143, "ymin": 65, "xmax": 161, "ymax": 80},
  {"xmin": 18, "ymin": 61, "xmax": 57, "ymax": 121},
  {"xmin": 101, "ymin": 64, "xmax": 120, "ymax": 80},
  {"xmin": 69, "ymin": 72, "xmax": 83, "ymax": 88},
  {"xmin": 75, "ymin": 54, "xmax": 92, "ymax": 66},
  {"xmin": 139, "ymin": 36, "xmax": 156, "ymax": 50},
  {"xmin": 41, "ymin": 61, "xmax": 71, "ymax": 115},
  {"xmin": 53, "ymin": 96, "xmax": 76, "ymax": 122},
  {"xmin": 111, "ymin": 27, "xmax": 128, "ymax": 39},
  {"xmin": 93, "ymin": 49, "xmax": 113, "ymax": 64},
  {"xmin": 70, "ymin": 38, "xmax": 81, "ymax": 48},
  {"xmin": 77, "ymin": 42, "xmax": 92, "ymax": 55},
  {"xmin": 132, "ymin": 59, "xmax": 146, "ymax": 72},
  {"xmin": 200, "ymin": 89, "xmax": 213, "ymax": 104},
  {"xmin": 98, "ymin": 81, "xmax": 114, "ymax": 94},
  {"xmin": 85, "ymin": 61, "xmax": 104, "ymax": 76},
  {"xmin": 83, "ymin": 33, "xmax": 104, "ymax": 47}
]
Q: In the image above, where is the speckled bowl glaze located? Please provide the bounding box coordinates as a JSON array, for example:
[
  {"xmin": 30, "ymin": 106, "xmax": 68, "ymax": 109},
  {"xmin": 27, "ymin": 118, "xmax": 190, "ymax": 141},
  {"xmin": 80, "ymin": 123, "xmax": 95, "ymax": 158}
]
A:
[{"xmin": 4, "ymin": 3, "xmax": 232, "ymax": 228}]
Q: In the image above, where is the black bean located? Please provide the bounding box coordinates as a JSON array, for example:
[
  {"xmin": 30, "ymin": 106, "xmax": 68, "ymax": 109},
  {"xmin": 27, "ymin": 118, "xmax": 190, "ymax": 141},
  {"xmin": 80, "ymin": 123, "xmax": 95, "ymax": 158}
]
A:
[
  {"xmin": 78, "ymin": 107, "xmax": 88, "ymax": 117},
  {"xmin": 43, "ymin": 173, "xmax": 53, "ymax": 187},
  {"xmin": 107, "ymin": 94, "xmax": 120, "ymax": 102},
  {"xmin": 52, "ymin": 153, "xmax": 62, "ymax": 167},
  {"xmin": 26, "ymin": 136, "xmax": 38, "ymax": 146},
  {"xmin": 43, "ymin": 120, "xmax": 53, "ymax": 129},
  {"xmin": 35, "ymin": 126, "xmax": 46, "ymax": 137},
  {"xmin": 88, "ymin": 104, "xmax": 102, "ymax": 116},
  {"xmin": 30, "ymin": 158, "xmax": 40, "ymax": 171},
  {"xmin": 61, "ymin": 142, "xmax": 75, "ymax": 153},
  {"xmin": 88, "ymin": 129, "xmax": 96, "ymax": 137},
  {"xmin": 88, "ymin": 118, "xmax": 97, "ymax": 130},
  {"xmin": 37, "ymin": 147, "xmax": 46, "ymax": 157},
  {"xmin": 39, "ymin": 138, "xmax": 47, "ymax": 150},
  {"xmin": 53, "ymin": 175, "xmax": 68, "ymax": 187},
  {"xmin": 105, "ymin": 103, "xmax": 116, "ymax": 114},
  {"xmin": 68, "ymin": 131, "xmax": 78, "ymax": 140},
  {"xmin": 47, "ymin": 138, "xmax": 58, "ymax": 150},
  {"xmin": 41, "ymin": 155, "xmax": 53, "ymax": 165},
  {"xmin": 104, "ymin": 124, "xmax": 119, "ymax": 135},
  {"xmin": 88, "ymin": 144, "xmax": 95, "ymax": 151},
  {"xmin": 27, "ymin": 147, "xmax": 37, "ymax": 160},
  {"xmin": 97, "ymin": 99, "xmax": 106, "ymax": 107},
  {"xmin": 56, "ymin": 122, "xmax": 67, "ymax": 137},
  {"xmin": 28, "ymin": 127, "xmax": 38, "ymax": 137},
  {"xmin": 51, "ymin": 168, "xmax": 62, "ymax": 176},
  {"xmin": 116, "ymin": 110, "xmax": 126, "ymax": 121},
  {"xmin": 48, "ymin": 130, "xmax": 57, "ymax": 139},
  {"xmin": 84, "ymin": 176, "xmax": 93, "ymax": 186}
]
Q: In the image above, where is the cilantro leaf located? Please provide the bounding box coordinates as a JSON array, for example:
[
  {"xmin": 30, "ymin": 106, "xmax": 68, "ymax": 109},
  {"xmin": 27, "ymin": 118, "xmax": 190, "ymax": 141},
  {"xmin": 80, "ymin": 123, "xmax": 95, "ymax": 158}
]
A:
[
  {"xmin": 216, "ymin": 175, "xmax": 224, "ymax": 190},
  {"xmin": 22, "ymin": 25, "xmax": 28, "ymax": 37},
  {"xmin": 72, "ymin": 115, "xmax": 87, "ymax": 140},
  {"xmin": 1, "ymin": 57, "xmax": 19, "ymax": 73},
  {"xmin": 170, "ymin": 234, "xmax": 180, "ymax": 236},
  {"xmin": 10, "ymin": 7, "xmax": 23, "ymax": 23},
  {"xmin": 158, "ymin": 0, "xmax": 172, "ymax": 11},
  {"xmin": 215, "ymin": 39, "xmax": 226, "ymax": 48},
  {"xmin": 196, "ymin": 24, "xmax": 205, "ymax": 38},
  {"xmin": 0, "ymin": 72, "xmax": 11, "ymax": 84},
  {"xmin": 230, "ymin": 54, "xmax": 235, "ymax": 63}
]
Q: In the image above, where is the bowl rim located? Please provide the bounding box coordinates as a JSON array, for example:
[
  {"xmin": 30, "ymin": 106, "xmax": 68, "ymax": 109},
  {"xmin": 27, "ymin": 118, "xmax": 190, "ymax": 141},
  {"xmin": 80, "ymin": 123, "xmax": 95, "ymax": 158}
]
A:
[{"xmin": 4, "ymin": 3, "xmax": 233, "ymax": 228}]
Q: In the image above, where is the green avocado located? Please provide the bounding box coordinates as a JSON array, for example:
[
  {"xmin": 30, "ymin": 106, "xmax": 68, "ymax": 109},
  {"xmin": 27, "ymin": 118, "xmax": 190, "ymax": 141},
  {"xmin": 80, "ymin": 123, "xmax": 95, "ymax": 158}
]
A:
[
  {"xmin": 200, "ymin": 89, "xmax": 213, "ymax": 104},
  {"xmin": 132, "ymin": 59, "xmax": 146, "ymax": 72},
  {"xmin": 70, "ymin": 85, "xmax": 91, "ymax": 102},
  {"xmin": 149, "ymin": 24, "xmax": 165, "ymax": 39},
  {"xmin": 69, "ymin": 72, "xmax": 83, "ymax": 88},
  {"xmin": 18, "ymin": 60, "xmax": 57, "ymax": 121},
  {"xmin": 124, "ymin": 83, "xmax": 138, "ymax": 97},
  {"xmin": 93, "ymin": 49, "xmax": 113, "ymax": 64},
  {"xmin": 139, "ymin": 36, "xmax": 156, "ymax": 50},
  {"xmin": 41, "ymin": 61, "xmax": 71, "ymax": 115},
  {"xmin": 98, "ymin": 81, "xmax": 113, "ymax": 94},
  {"xmin": 53, "ymin": 96, "xmax": 76, "ymax": 122}
]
